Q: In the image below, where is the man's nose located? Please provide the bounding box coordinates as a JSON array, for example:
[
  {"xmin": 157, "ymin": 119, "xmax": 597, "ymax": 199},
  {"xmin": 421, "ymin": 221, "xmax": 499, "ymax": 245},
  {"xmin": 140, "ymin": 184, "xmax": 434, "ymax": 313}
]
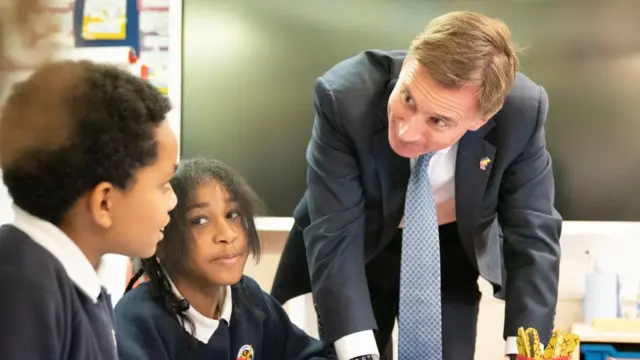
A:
[{"xmin": 397, "ymin": 116, "xmax": 422, "ymax": 143}]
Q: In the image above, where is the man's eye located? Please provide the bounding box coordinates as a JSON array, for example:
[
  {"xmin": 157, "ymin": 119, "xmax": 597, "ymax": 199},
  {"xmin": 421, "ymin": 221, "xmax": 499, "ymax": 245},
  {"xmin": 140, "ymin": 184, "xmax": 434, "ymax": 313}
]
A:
[
  {"xmin": 402, "ymin": 92, "xmax": 415, "ymax": 106},
  {"xmin": 432, "ymin": 117, "xmax": 448, "ymax": 128}
]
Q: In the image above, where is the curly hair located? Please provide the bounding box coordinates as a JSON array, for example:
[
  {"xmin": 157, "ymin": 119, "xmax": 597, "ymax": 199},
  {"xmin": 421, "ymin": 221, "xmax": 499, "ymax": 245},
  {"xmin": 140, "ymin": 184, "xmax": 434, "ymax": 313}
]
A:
[
  {"xmin": 0, "ymin": 60, "xmax": 171, "ymax": 225},
  {"xmin": 126, "ymin": 158, "xmax": 265, "ymax": 341}
]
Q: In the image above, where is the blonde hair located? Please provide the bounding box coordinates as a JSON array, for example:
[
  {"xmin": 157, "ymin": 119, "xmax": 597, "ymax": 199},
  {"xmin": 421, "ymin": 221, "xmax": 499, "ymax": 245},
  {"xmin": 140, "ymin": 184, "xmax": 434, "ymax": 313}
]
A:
[{"xmin": 410, "ymin": 11, "xmax": 520, "ymax": 117}]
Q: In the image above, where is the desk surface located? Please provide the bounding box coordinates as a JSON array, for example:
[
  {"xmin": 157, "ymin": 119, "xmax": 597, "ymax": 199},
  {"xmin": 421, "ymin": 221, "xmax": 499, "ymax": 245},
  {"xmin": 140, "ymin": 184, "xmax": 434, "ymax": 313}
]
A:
[{"xmin": 572, "ymin": 323, "xmax": 640, "ymax": 344}]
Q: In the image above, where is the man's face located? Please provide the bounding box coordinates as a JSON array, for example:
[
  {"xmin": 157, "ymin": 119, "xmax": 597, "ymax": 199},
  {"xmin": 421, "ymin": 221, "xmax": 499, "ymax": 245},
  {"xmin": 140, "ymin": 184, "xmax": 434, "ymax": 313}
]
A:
[{"xmin": 387, "ymin": 58, "xmax": 491, "ymax": 158}]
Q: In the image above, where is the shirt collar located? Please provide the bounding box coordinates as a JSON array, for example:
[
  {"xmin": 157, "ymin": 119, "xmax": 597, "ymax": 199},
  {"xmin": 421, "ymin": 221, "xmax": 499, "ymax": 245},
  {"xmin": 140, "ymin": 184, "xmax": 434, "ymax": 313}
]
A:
[
  {"xmin": 166, "ymin": 273, "xmax": 233, "ymax": 343},
  {"xmin": 438, "ymin": 143, "xmax": 456, "ymax": 156},
  {"xmin": 410, "ymin": 142, "xmax": 458, "ymax": 166},
  {"xmin": 11, "ymin": 205, "xmax": 102, "ymax": 302}
]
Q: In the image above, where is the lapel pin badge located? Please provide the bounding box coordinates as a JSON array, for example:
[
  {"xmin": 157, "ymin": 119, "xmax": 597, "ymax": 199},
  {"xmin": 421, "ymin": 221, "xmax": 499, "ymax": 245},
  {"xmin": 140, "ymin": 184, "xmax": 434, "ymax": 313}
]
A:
[{"xmin": 479, "ymin": 157, "xmax": 491, "ymax": 171}]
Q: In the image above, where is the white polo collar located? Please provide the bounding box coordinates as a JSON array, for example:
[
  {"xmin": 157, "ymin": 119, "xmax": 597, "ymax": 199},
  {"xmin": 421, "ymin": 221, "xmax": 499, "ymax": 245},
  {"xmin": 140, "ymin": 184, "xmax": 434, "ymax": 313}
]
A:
[
  {"xmin": 11, "ymin": 205, "xmax": 102, "ymax": 302},
  {"xmin": 166, "ymin": 274, "xmax": 233, "ymax": 343}
]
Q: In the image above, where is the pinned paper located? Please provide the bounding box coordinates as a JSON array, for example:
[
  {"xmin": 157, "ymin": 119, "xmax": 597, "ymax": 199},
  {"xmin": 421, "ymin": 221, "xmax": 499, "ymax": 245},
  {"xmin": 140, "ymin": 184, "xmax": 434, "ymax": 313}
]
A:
[{"xmin": 81, "ymin": 0, "xmax": 127, "ymax": 40}]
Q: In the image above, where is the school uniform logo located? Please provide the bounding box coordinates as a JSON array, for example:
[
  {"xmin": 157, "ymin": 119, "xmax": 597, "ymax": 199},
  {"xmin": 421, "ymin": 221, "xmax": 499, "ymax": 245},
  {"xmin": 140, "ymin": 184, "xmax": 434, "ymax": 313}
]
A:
[{"xmin": 236, "ymin": 344, "xmax": 254, "ymax": 360}]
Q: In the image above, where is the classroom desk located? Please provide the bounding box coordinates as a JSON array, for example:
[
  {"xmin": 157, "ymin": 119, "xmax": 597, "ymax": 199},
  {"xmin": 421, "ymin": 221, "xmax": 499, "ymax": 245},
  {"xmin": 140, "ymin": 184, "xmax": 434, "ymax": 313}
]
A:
[{"xmin": 571, "ymin": 323, "xmax": 640, "ymax": 360}]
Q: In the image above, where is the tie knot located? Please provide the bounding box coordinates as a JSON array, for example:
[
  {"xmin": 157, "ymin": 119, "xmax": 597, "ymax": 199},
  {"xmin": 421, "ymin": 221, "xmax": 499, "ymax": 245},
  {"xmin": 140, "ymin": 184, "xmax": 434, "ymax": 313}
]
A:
[{"xmin": 416, "ymin": 152, "xmax": 434, "ymax": 169}]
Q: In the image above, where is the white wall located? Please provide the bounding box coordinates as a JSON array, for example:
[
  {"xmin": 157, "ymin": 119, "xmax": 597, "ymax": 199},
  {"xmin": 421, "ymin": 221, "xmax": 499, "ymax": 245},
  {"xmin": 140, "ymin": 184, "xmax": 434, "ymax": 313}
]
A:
[{"xmin": 166, "ymin": 0, "xmax": 183, "ymax": 152}]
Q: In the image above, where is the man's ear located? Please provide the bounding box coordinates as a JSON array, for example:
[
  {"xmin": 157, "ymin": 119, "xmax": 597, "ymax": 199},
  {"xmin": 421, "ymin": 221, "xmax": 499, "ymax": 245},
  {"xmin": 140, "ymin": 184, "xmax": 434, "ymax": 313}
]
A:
[
  {"xmin": 469, "ymin": 116, "xmax": 491, "ymax": 131},
  {"xmin": 88, "ymin": 182, "xmax": 115, "ymax": 229},
  {"xmin": 469, "ymin": 106, "xmax": 501, "ymax": 131}
]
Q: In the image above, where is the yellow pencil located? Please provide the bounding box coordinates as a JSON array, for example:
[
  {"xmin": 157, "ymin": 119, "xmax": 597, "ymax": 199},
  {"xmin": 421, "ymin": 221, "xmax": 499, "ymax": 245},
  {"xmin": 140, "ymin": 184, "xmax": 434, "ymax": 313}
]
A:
[
  {"xmin": 517, "ymin": 327, "xmax": 531, "ymax": 357},
  {"xmin": 543, "ymin": 330, "xmax": 559, "ymax": 359}
]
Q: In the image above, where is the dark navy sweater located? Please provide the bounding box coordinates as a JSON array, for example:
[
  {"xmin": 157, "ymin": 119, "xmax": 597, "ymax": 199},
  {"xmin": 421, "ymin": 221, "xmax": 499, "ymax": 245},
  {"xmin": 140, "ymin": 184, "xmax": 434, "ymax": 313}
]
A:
[
  {"xmin": 0, "ymin": 225, "xmax": 118, "ymax": 360},
  {"xmin": 115, "ymin": 276, "xmax": 335, "ymax": 360}
]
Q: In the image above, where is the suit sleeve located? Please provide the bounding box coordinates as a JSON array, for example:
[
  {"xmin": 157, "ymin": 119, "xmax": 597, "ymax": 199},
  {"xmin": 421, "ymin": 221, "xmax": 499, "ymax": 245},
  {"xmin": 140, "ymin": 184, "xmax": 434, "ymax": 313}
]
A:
[
  {"xmin": 498, "ymin": 85, "xmax": 563, "ymax": 346},
  {"xmin": 262, "ymin": 291, "xmax": 336, "ymax": 360},
  {"xmin": 0, "ymin": 270, "xmax": 64, "ymax": 360},
  {"xmin": 114, "ymin": 301, "xmax": 171, "ymax": 360},
  {"xmin": 304, "ymin": 77, "xmax": 377, "ymax": 344}
]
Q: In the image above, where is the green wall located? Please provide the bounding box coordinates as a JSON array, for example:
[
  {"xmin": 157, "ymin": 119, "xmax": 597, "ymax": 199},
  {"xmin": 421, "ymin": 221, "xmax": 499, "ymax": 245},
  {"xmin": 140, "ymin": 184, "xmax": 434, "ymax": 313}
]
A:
[{"xmin": 182, "ymin": 0, "xmax": 640, "ymax": 220}]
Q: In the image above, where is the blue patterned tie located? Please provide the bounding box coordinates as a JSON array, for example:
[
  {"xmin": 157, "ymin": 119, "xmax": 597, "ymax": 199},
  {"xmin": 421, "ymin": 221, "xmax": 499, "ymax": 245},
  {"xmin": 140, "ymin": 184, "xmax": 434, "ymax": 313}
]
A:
[{"xmin": 398, "ymin": 153, "xmax": 442, "ymax": 359}]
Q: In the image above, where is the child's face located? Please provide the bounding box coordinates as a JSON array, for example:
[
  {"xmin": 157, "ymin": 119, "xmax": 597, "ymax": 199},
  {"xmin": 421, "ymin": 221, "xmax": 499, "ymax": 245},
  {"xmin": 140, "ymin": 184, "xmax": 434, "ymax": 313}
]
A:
[
  {"xmin": 97, "ymin": 120, "xmax": 178, "ymax": 258},
  {"xmin": 184, "ymin": 181, "xmax": 249, "ymax": 287}
]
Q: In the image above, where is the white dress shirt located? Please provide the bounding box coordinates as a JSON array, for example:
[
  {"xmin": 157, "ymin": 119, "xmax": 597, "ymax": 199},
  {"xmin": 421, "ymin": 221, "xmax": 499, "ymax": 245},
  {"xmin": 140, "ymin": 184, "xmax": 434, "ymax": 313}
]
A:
[{"xmin": 333, "ymin": 142, "xmax": 519, "ymax": 359}]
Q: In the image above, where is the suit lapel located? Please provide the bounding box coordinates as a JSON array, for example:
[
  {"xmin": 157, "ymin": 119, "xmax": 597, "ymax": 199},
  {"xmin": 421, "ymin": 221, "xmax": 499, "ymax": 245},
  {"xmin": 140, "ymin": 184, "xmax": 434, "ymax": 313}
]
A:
[
  {"xmin": 373, "ymin": 130, "xmax": 409, "ymax": 222},
  {"xmin": 455, "ymin": 120, "xmax": 496, "ymax": 239},
  {"xmin": 372, "ymin": 79, "xmax": 409, "ymax": 244}
]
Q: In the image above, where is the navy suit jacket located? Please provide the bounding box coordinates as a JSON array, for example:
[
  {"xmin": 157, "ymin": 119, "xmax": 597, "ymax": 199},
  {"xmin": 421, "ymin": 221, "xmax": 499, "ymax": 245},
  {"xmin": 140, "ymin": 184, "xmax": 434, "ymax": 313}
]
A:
[{"xmin": 271, "ymin": 50, "xmax": 562, "ymax": 346}]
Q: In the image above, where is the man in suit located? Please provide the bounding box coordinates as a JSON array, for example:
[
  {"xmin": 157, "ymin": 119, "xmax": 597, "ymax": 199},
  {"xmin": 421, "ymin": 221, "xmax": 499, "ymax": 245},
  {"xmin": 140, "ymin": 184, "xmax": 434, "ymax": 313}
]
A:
[{"xmin": 271, "ymin": 11, "xmax": 562, "ymax": 360}]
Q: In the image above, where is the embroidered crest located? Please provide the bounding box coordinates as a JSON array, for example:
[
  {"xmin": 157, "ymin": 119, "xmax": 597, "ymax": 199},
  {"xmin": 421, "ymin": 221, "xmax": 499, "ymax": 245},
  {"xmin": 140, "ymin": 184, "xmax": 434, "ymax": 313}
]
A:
[{"xmin": 236, "ymin": 344, "xmax": 254, "ymax": 360}]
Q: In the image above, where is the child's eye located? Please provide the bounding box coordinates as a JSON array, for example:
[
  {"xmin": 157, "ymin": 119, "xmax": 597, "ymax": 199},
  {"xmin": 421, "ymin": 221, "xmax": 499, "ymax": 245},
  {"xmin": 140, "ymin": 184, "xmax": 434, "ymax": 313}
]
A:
[
  {"xmin": 191, "ymin": 217, "xmax": 209, "ymax": 226},
  {"xmin": 226, "ymin": 211, "xmax": 241, "ymax": 220}
]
